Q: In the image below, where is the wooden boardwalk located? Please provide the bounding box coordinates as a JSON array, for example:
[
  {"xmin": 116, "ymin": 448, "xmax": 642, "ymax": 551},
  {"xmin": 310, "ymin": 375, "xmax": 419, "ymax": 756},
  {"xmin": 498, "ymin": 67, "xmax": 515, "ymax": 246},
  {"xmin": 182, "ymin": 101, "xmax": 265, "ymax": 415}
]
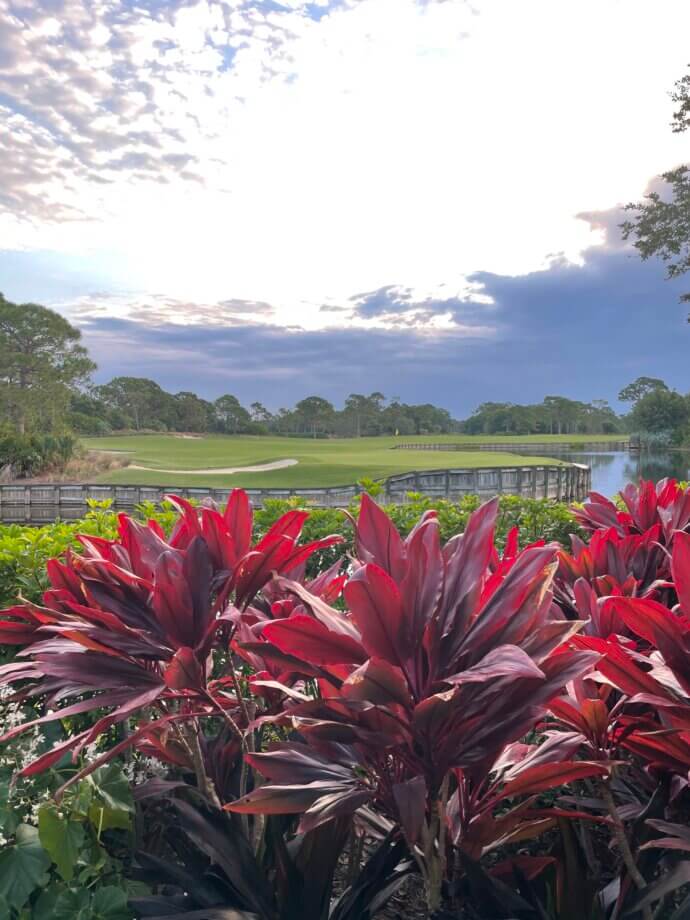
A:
[{"xmin": 0, "ymin": 463, "xmax": 591, "ymax": 522}]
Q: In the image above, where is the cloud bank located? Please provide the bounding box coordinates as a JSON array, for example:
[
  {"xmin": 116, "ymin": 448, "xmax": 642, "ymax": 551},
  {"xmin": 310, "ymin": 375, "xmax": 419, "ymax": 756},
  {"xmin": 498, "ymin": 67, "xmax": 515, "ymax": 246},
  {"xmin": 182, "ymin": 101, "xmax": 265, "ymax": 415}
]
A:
[
  {"xmin": 1, "ymin": 0, "xmax": 689, "ymax": 414},
  {"xmin": 68, "ymin": 210, "xmax": 689, "ymax": 414}
]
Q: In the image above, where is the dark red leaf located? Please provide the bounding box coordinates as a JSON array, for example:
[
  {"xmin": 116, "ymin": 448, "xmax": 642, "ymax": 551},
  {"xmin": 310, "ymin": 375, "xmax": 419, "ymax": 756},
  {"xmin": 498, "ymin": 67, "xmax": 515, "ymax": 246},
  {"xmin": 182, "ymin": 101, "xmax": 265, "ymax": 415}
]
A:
[
  {"xmin": 225, "ymin": 780, "xmax": 346, "ymax": 815},
  {"xmin": 224, "ymin": 488, "xmax": 253, "ymax": 561},
  {"xmin": 500, "ymin": 761, "xmax": 608, "ymax": 799},
  {"xmin": 393, "ymin": 776, "xmax": 427, "ymax": 844},
  {"xmin": 345, "ymin": 563, "xmax": 410, "ymax": 666},
  {"xmin": 342, "ymin": 658, "xmax": 412, "ymax": 708},
  {"xmin": 263, "ymin": 615, "xmax": 367, "ymax": 666},
  {"xmin": 164, "ymin": 646, "xmax": 205, "ymax": 690},
  {"xmin": 355, "ymin": 493, "xmax": 406, "ymax": 581}
]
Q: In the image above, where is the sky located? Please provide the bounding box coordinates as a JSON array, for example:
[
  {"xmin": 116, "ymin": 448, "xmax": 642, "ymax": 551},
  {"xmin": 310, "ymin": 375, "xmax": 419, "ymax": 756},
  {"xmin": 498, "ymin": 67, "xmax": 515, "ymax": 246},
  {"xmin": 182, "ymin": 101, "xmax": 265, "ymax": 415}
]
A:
[{"xmin": 1, "ymin": 0, "xmax": 689, "ymax": 416}]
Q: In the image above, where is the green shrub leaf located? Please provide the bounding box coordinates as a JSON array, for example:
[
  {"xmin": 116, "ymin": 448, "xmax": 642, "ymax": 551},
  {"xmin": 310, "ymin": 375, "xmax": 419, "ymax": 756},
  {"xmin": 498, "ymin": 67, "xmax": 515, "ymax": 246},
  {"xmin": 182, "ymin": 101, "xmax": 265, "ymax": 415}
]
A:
[
  {"xmin": 88, "ymin": 763, "xmax": 134, "ymax": 814},
  {"xmin": 91, "ymin": 885, "xmax": 132, "ymax": 919},
  {"xmin": 0, "ymin": 824, "xmax": 51, "ymax": 911},
  {"xmin": 38, "ymin": 805, "xmax": 85, "ymax": 882}
]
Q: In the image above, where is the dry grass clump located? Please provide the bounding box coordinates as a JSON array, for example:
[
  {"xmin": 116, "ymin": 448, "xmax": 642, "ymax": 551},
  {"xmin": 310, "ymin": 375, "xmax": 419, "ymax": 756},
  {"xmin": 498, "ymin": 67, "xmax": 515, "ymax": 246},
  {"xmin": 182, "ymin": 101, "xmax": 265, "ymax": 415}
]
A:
[{"xmin": 11, "ymin": 450, "xmax": 129, "ymax": 483}]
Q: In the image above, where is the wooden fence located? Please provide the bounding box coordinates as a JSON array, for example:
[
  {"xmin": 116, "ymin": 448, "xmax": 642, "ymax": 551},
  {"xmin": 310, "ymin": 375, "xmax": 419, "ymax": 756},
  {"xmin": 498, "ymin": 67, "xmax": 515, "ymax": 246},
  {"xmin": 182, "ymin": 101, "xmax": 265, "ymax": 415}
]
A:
[
  {"xmin": 0, "ymin": 463, "xmax": 591, "ymax": 523},
  {"xmin": 393, "ymin": 440, "xmax": 630, "ymax": 452}
]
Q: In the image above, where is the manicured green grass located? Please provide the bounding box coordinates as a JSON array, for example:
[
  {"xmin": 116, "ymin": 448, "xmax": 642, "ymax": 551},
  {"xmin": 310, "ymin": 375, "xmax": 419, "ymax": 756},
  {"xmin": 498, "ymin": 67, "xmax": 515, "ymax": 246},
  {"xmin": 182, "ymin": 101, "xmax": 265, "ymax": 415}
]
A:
[{"xmin": 79, "ymin": 434, "xmax": 590, "ymax": 488}]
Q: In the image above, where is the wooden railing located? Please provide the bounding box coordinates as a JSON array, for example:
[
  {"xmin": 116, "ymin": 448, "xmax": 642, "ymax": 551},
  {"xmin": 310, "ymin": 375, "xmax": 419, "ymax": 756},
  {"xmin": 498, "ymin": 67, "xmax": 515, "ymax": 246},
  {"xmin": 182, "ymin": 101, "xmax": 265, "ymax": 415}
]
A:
[
  {"xmin": 0, "ymin": 463, "xmax": 591, "ymax": 522},
  {"xmin": 393, "ymin": 440, "xmax": 630, "ymax": 452}
]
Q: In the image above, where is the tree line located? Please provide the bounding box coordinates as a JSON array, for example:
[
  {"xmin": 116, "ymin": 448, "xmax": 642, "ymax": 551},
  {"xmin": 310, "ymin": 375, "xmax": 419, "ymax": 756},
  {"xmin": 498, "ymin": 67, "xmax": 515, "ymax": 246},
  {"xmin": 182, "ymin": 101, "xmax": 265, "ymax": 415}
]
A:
[
  {"xmin": 2, "ymin": 293, "xmax": 683, "ymax": 443},
  {"xmin": 0, "ymin": 296, "xmax": 457, "ymax": 438},
  {"xmin": 72, "ymin": 382, "xmax": 457, "ymax": 438},
  {"xmin": 462, "ymin": 396, "xmax": 621, "ymax": 436},
  {"xmin": 464, "ymin": 379, "xmax": 690, "ymax": 444}
]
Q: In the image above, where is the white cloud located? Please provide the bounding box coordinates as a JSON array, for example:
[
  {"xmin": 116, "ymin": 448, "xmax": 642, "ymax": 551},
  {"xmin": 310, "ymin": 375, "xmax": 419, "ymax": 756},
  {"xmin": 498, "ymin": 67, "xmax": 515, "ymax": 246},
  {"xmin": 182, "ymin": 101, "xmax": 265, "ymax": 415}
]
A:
[{"xmin": 1, "ymin": 0, "xmax": 689, "ymax": 332}]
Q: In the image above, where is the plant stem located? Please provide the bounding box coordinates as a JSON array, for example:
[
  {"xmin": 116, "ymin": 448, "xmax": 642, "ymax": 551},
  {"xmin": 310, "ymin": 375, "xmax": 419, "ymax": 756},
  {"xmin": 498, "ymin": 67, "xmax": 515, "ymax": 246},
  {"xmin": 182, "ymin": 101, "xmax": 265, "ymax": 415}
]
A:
[
  {"xmin": 203, "ymin": 689, "xmax": 246, "ymax": 749},
  {"xmin": 179, "ymin": 720, "xmax": 221, "ymax": 809},
  {"xmin": 599, "ymin": 778, "xmax": 652, "ymax": 920},
  {"xmin": 425, "ymin": 775, "xmax": 450, "ymax": 914},
  {"xmin": 346, "ymin": 824, "xmax": 364, "ymax": 885},
  {"xmin": 226, "ymin": 659, "xmax": 261, "ymax": 846}
]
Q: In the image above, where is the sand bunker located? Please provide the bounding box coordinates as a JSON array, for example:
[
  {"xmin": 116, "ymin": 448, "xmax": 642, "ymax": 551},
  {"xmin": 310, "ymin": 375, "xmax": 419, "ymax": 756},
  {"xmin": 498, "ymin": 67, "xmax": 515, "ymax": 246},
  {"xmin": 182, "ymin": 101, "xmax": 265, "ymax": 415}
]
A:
[{"xmin": 128, "ymin": 458, "xmax": 298, "ymax": 475}]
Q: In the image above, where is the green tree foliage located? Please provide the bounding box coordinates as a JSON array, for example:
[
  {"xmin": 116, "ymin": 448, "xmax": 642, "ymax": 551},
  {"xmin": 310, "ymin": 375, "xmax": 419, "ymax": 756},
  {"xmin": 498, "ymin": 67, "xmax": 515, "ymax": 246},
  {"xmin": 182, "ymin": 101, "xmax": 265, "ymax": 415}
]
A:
[
  {"xmin": 96, "ymin": 377, "xmax": 172, "ymax": 431},
  {"xmin": 294, "ymin": 396, "xmax": 336, "ymax": 437},
  {"xmin": 617, "ymin": 377, "xmax": 690, "ymax": 444},
  {"xmin": 249, "ymin": 401, "xmax": 274, "ymax": 426},
  {"xmin": 0, "ymin": 295, "xmax": 95, "ymax": 435},
  {"xmin": 73, "ymin": 382, "xmax": 626, "ymax": 440},
  {"xmin": 461, "ymin": 396, "xmax": 620, "ymax": 436},
  {"xmin": 214, "ymin": 394, "xmax": 252, "ymax": 433},
  {"xmin": 342, "ymin": 392, "xmax": 385, "ymax": 436},
  {"xmin": 618, "ymin": 376, "xmax": 669, "ymax": 403},
  {"xmin": 404, "ymin": 402, "xmax": 453, "ymax": 435},
  {"xmin": 629, "ymin": 386, "xmax": 689, "ymax": 439},
  {"xmin": 173, "ymin": 391, "xmax": 214, "ymax": 432},
  {"xmin": 69, "ymin": 391, "xmax": 114, "ymax": 435},
  {"xmin": 621, "ymin": 65, "xmax": 690, "ymax": 309},
  {"xmin": 671, "ymin": 65, "xmax": 690, "ymax": 133}
]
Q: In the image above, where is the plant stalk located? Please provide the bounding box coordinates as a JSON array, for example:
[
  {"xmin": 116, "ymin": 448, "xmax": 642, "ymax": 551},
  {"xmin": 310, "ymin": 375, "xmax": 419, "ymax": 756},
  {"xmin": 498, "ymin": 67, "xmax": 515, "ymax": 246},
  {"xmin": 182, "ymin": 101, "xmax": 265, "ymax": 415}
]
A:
[
  {"xmin": 599, "ymin": 778, "xmax": 652, "ymax": 920},
  {"xmin": 424, "ymin": 775, "xmax": 450, "ymax": 914},
  {"xmin": 180, "ymin": 720, "xmax": 222, "ymax": 809}
]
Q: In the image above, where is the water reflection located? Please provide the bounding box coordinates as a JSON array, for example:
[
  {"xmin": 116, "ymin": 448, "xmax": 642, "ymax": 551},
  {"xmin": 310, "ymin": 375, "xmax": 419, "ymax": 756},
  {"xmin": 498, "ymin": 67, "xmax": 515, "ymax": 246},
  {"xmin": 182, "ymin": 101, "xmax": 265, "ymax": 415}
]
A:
[{"xmin": 557, "ymin": 450, "xmax": 690, "ymax": 496}]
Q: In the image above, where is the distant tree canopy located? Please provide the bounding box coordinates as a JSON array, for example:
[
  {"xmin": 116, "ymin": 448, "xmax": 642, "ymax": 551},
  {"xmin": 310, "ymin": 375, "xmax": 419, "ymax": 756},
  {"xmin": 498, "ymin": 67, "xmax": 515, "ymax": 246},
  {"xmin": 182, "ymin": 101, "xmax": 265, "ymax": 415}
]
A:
[
  {"xmin": 1, "ymin": 292, "xmax": 674, "ymax": 444},
  {"xmin": 629, "ymin": 387, "xmax": 689, "ymax": 437},
  {"xmin": 461, "ymin": 396, "xmax": 621, "ymax": 437},
  {"xmin": 622, "ymin": 65, "xmax": 690, "ymax": 310},
  {"xmin": 96, "ymin": 377, "xmax": 172, "ymax": 432},
  {"xmin": 73, "ymin": 382, "xmax": 459, "ymax": 438},
  {"xmin": 214, "ymin": 395, "xmax": 251, "ymax": 433},
  {"xmin": 618, "ymin": 377, "xmax": 669, "ymax": 404},
  {"xmin": 69, "ymin": 373, "xmax": 690, "ymax": 446},
  {"xmin": 615, "ymin": 376, "xmax": 690, "ymax": 443},
  {"xmin": 0, "ymin": 294, "xmax": 95, "ymax": 435}
]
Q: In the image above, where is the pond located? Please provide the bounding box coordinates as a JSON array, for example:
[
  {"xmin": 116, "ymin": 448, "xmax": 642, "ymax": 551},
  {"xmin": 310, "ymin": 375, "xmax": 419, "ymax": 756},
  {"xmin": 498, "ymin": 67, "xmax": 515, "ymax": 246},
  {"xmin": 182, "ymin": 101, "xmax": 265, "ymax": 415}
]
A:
[{"xmin": 552, "ymin": 449, "xmax": 690, "ymax": 496}]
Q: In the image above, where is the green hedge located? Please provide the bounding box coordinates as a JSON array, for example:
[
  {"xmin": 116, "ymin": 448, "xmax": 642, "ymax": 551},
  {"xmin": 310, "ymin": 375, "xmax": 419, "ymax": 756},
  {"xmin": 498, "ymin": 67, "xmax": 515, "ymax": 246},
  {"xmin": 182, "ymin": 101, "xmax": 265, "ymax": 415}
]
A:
[{"xmin": 0, "ymin": 495, "xmax": 580, "ymax": 608}]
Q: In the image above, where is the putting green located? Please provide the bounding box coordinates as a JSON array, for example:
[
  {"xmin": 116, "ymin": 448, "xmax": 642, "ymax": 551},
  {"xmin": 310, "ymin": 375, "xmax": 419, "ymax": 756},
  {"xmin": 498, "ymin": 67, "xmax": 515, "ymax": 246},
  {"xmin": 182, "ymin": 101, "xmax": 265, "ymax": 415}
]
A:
[{"xmin": 76, "ymin": 433, "xmax": 607, "ymax": 488}]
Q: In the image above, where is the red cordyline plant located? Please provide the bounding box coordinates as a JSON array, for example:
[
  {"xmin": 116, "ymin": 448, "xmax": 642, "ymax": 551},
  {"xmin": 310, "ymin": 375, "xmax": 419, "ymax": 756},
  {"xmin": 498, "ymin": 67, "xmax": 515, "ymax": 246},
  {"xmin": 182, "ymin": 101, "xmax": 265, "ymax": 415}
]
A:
[
  {"xmin": 0, "ymin": 490, "xmax": 343, "ymax": 796},
  {"xmin": 573, "ymin": 478, "xmax": 690, "ymax": 543},
  {"xmin": 554, "ymin": 526, "xmax": 668, "ymax": 625},
  {"xmin": 233, "ymin": 556, "xmax": 348, "ymax": 708},
  {"xmin": 551, "ymin": 478, "xmax": 690, "ymax": 631},
  {"xmin": 574, "ymin": 530, "xmax": 690, "ymax": 769},
  {"xmin": 225, "ymin": 495, "xmax": 603, "ymax": 911},
  {"xmin": 544, "ymin": 527, "xmax": 690, "ymax": 916}
]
